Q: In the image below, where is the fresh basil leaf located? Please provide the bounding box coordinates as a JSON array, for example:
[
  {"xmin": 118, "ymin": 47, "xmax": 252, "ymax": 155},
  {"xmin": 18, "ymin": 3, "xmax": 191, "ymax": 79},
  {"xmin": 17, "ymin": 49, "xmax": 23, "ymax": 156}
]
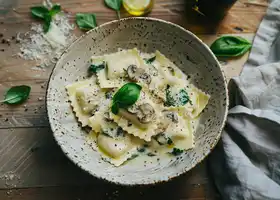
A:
[
  {"xmin": 49, "ymin": 4, "xmax": 61, "ymax": 17},
  {"xmin": 104, "ymin": 0, "xmax": 122, "ymax": 19},
  {"xmin": 89, "ymin": 63, "xmax": 105, "ymax": 73},
  {"xmin": 43, "ymin": 13, "xmax": 52, "ymax": 33},
  {"xmin": 210, "ymin": 36, "xmax": 252, "ymax": 57},
  {"xmin": 145, "ymin": 56, "xmax": 156, "ymax": 64},
  {"xmin": 76, "ymin": 13, "xmax": 97, "ymax": 30},
  {"xmin": 0, "ymin": 85, "xmax": 31, "ymax": 104},
  {"xmin": 111, "ymin": 83, "xmax": 141, "ymax": 114},
  {"xmin": 30, "ymin": 6, "xmax": 49, "ymax": 19},
  {"xmin": 171, "ymin": 148, "xmax": 183, "ymax": 156},
  {"xmin": 113, "ymin": 83, "xmax": 141, "ymax": 106},
  {"xmin": 104, "ymin": 0, "xmax": 122, "ymax": 10},
  {"xmin": 111, "ymin": 102, "xmax": 119, "ymax": 115}
]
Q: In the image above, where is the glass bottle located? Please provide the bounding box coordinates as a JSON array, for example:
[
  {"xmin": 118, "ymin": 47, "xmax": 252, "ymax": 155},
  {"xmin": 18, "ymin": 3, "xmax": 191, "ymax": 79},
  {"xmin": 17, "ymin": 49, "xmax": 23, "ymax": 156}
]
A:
[
  {"xmin": 194, "ymin": 0, "xmax": 238, "ymax": 20},
  {"xmin": 123, "ymin": 0, "xmax": 154, "ymax": 16}
]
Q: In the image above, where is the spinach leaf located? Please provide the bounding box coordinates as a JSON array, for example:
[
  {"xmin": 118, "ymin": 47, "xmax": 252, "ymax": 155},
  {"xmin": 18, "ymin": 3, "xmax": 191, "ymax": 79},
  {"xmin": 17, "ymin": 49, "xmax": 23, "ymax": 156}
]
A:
[
  {"xmin": 76, "ymin": 13, "xmax": 97, "ymax": 30},
  {"xmin": 0, "ymin": 85, "xmax": 31, "ymax": 104},
  {"xmin": 104, "ymin": 0, "xmax": 122, "ymax": 19},
  {"xmin": 165, "ymin": 86, "xmax": 192, "ymax": 107},
  {"xmin": 171, "ymin": 148, "xmax": 183, "ymax": 156},
  {"xmin": 30, "ymin": 4, "xmax": 61, "ymax": 33},
  {"xmin": 111, "ymin": 83, "xmax": 142, "ymax": 114},
  {"xmin": 147, "ymin": 152, "xmax": 156, "ymax": 157},
  {"xmin": 31, "ymin": 6, "xmax": 49, "ymax": 19},
  {"xmin": 179, "ymin": 89, "xmax": 192, "ymax": 106},
  {"xmin": 210, "ymin": 36, "xmax": 252, "ymax": 57},
  {"xmin": 137, "ymin": 147, "xmax": 146, "ymax": 153},
  {"xmin": 127, "ymin": 154, "xmax": 138, "ymax": 161},
  {"xmin": 88, "ymin": 63, "xmax": 105, "ymax": 73},
  {"xmin": 111, "ymin": 102, "xmax": 119, "ymax": 115},
  {"xmin": 167, "ymin": 138, "xmax": 173, "ymax": 145},
  {"xmin": 145, "ymin": 56, "xmax": 156, "ymax": 64}
]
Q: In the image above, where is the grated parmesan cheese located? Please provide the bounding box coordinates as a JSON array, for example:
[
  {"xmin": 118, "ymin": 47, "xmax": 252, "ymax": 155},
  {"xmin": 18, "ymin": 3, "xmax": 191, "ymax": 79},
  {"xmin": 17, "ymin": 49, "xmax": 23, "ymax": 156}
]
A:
[{"xmin": 18, "ymin": 1, "xmax": 77, "ymax": 68}]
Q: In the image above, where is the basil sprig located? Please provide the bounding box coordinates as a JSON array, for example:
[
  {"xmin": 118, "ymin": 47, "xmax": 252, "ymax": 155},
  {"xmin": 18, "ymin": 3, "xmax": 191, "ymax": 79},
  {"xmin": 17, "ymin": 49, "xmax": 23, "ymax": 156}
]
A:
[
  {"xmin": 111, "ymin": 83, "xmax": 142, "ymax": 114},
  {"xmin": 104, "ymin": 0, "xmax": 122, "ymax": 19},
  {"xmin": 30, "ymin": 4, "xmax": 61, "ymax": 33},
  {"xmin": 76, "ymin": 13, "xmax": 97, "ymax": 30},
  {"xmin": 210, "ymin": 36, "xmax": 252, "ymax": 57},
  {"xmin": 0, "ymin": 85, "xmax": 31, "ymax": 104}
]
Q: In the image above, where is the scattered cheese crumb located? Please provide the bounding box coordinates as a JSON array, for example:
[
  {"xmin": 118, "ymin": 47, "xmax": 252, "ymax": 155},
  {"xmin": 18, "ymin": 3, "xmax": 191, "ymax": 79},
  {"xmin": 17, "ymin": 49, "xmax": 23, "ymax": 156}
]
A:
[{"xmin": 18, "ymin": 4, "xmax": 76, "ymax": 68}]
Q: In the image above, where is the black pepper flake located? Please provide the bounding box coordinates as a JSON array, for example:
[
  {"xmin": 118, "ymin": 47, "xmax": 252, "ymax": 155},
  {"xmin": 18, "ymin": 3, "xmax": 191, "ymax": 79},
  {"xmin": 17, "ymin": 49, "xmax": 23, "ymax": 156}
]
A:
[
  {"xmin": 0, "ymin": 49, "xmax": 4, "ymax": 52},
  {"xmin": 0, "ymin": 33, "xmax": 3, "ymax": 38},
  {"xmin": 1, "ymin": 39, "xmax": 5, "ymax": 43},
  {"xmin": 4, "ymin": 118, "xmax": 8, "ymax": 122},
  {"xmin": 11, "ymin": 36, "xmax": 15, "ymax": 40},
  {"xmin": 24, "ymin": 108, "xmax": 28, "ymax": 111}
]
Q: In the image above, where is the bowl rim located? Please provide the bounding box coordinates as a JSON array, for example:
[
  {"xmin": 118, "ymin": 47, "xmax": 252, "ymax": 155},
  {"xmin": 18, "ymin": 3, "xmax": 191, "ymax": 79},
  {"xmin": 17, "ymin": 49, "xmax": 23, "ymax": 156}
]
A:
[{"xmin": 46, "ymin": 17, "xmax": 229, "ymax": 186}]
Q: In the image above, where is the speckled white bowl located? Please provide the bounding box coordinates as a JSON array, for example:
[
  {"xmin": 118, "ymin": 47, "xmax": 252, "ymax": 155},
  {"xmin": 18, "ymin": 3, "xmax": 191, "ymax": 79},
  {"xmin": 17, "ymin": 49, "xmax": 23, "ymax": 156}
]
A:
[{"xmin": 46, "ymin": 17, "xmax": 228, "ymax": 185}]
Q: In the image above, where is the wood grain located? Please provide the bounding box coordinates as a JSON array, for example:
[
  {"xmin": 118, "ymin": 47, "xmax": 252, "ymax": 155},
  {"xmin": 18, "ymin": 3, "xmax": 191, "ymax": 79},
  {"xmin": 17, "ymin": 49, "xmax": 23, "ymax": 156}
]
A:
[
  {"xmin": 0, "ymin": 127, "xmax": 209, "ymax": 188},
  {"xmin": 0, "ymin": 0, "xmax": 268, "ymax": 199}
]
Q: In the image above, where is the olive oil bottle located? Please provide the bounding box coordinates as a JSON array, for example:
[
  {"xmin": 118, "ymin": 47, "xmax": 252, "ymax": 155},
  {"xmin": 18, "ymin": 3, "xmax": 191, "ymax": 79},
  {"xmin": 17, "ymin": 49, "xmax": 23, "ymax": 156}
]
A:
[
  {"xmin": 123, "ymin": 0, "xmax": 154, "ymax": 16},
  {"xmin": 194, "ymin": 0, "xmax": 237, "ymax": 20}
]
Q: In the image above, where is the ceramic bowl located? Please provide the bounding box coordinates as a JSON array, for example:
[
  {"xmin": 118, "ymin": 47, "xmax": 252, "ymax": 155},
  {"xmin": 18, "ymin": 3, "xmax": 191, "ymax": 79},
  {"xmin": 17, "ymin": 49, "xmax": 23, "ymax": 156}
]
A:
[{"xmin": 46, "ymin": 17, "xmax": 228, "ymax": 185}]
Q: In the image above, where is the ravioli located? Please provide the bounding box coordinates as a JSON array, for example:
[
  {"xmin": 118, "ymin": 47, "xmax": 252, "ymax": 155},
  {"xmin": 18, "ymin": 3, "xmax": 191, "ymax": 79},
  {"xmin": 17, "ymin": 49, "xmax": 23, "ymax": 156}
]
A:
[
  {"xmin": 66, "ymin": 79, "xmax": 97, "ymax": 127},
  {"xmin": 110, "ymin": 89, "xmax": 163, "ymax": 142},
  {"xmin": 92, "ymin": 48, "xmax": 145, "ymax": 88},
  {"xmin": 66, "ymin": 48, "xmax": 210, "ymax": 167}
]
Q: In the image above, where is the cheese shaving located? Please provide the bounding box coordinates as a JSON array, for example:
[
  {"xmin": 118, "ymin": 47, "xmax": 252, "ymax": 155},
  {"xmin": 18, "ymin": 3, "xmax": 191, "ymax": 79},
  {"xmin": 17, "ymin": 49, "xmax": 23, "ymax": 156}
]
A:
[{"xmin": 18, "ymin": 3, "xmax": 77, "ymax": 68}]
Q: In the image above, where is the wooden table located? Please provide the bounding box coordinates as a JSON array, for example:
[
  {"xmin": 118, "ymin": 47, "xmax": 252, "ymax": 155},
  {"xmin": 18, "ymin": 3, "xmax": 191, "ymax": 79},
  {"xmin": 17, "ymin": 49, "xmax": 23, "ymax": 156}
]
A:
[{"xmin": 0, "ymin": 0, "xmax": 267, "ymax": 199}]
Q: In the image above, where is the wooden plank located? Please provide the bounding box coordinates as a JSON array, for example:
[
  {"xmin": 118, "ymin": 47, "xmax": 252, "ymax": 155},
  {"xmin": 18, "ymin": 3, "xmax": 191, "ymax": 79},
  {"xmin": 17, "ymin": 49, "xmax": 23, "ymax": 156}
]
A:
[
  {"xmin": 0, "ymin": 183, "xmax": 208, "ymax": 200},
  {"xmin": 0, "ymin": 0, "xmax": 267, "ymax": 34},
  {"xmin": 0, "ymin": 127, "xmax": 209, "ymax": 188}
]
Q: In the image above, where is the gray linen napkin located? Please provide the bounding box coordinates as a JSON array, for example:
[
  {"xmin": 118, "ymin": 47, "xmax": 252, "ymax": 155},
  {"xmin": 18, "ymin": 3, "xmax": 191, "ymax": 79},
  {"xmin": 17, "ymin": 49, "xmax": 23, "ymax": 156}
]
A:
[{"xmin": 209, "ymin": 1, "xmax": 280, "ymax": 199}]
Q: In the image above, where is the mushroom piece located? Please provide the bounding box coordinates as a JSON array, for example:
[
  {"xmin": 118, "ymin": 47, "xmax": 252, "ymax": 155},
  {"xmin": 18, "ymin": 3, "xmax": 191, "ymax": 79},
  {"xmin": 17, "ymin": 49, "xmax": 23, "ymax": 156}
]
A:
[
  {"xmin": 136, "ymin": 103, "xmax": 156, "ymax": 124},
  {"xmin": 127, "ymin": 65, "xmax": 151, "ymax": 84},
  {"xmin": 163, "ymin": 110, "xmax": 179, "ymax": 123}
]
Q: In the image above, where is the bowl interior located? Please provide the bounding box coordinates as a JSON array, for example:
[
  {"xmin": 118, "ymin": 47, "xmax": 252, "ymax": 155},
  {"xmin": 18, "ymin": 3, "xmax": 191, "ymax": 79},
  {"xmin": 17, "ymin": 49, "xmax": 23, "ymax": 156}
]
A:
[{"xmin": 47, "ymin": 17, "xmax": 228, "ymax": 185}]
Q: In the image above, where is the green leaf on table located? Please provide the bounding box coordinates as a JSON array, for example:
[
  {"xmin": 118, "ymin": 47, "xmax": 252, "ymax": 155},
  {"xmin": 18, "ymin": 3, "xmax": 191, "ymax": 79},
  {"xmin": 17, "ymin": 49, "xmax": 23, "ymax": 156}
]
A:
[
  {"xmin": 43, "ymin": 13, "xmax": 52, "ymax": 33},
  {"xmin": 30, "ymin": 4, "xmax": 61, "ymax": 33},
  {"xmin": 104, "ymin": 0, "xmax": 122, "ymax": 19},
  {"xmin": 210, "ymin": 36, "xmax": 252, "ymax": 57},
  {"xmin": 76, "ymin": 13, "xmax": 97, "ymax": 30},
  {"xmin": 111, "ymin": 83, "xmax": 142, "ymax": 114},
  {"xmin": 0, "ymin": 85, "xmax": 31, "ymax": 105},
  {"xmin": 49, "ymin": 4, "xmax": 61, "ymax": 17},
  {"xmin": 31, "ymin": 6, "xmax": 49, "ymax": 19}
]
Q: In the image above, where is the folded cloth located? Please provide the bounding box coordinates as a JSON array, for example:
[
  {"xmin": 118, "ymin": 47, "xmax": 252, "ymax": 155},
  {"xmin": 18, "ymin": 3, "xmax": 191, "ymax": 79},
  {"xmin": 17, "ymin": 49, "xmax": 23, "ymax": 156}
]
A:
[{"xmin": 208, "ymin": 1, "xmax": 280, "ymax": 199}]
